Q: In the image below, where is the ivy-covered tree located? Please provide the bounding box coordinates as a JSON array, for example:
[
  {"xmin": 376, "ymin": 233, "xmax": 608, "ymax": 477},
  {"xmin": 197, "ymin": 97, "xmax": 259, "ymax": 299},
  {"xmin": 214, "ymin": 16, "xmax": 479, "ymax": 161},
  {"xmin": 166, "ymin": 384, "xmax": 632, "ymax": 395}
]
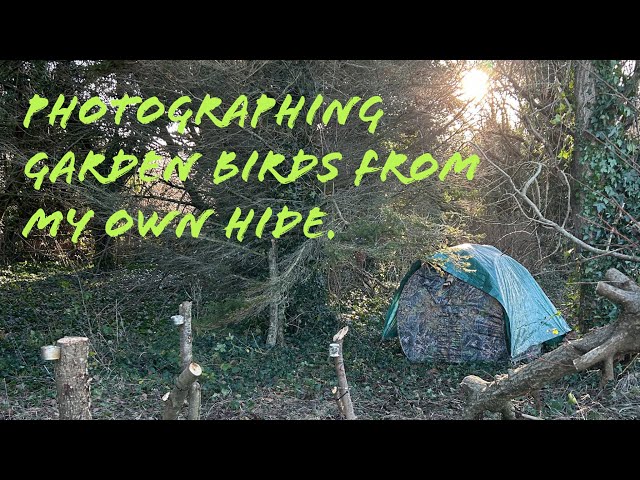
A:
[{"xmin": 573, "ymin": 60, "xmax": 640, "ymax": 327}]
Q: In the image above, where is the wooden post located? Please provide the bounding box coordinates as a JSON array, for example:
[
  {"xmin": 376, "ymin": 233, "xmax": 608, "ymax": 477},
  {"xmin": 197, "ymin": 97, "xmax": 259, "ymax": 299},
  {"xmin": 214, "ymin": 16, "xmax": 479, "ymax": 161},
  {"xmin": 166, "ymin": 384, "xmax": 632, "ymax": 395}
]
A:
[
  {"xmin": 162, "ymin": 363, "xmax": 202, "ymax": 420},
  {"xmin": 49, "ymin": 337, "xmax": 91, "ymax": 420},
  {"xmin": 179, "ymin": 301, "xmax": 193, "ymax": 370},
  {"xmin": 165, "ymin": 301, "xmax": 202, "ymax": 420},
  {"xmin": 178, "ymin": 301, "xmax": 201, "ymax": 420},
  {"xmin": 330, "ymin": 327, "xmax": 356, "ymax": 420},
  {"xmin": 331, "ymin": 386, "xmax": 345, "ymax": 417},
  {"xmin": 266, "ymin": 239, "xmax": 281, "ymax": 347},
  {"xmin": 188, "ymin": 382, "xmax": 202, "ymax": 420}
]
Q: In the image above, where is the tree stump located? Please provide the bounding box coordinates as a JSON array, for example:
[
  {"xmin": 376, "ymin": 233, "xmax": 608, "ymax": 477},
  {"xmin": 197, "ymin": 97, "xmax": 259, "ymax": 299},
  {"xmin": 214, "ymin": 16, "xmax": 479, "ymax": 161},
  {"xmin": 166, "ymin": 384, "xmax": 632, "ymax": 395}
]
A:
[{"xmin": 54, "ymin": 336, "xmax": 91, "ymax": 420}]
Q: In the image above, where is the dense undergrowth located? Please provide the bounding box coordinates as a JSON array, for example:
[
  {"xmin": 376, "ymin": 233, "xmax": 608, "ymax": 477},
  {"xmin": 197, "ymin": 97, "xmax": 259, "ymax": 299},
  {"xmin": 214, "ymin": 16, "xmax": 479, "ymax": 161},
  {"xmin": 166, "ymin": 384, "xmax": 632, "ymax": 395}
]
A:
[{"xmin": 1, "ymin": 263, "xmax": 638, "ymax": 420}]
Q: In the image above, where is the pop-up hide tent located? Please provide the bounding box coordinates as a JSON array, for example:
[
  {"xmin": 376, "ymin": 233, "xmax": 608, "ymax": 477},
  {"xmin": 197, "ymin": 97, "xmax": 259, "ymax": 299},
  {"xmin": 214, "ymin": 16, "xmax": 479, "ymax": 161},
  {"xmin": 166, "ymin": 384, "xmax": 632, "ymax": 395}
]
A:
[{"xmin": 382, "ymin": 244, "xmax": 571, "ymax": 363}]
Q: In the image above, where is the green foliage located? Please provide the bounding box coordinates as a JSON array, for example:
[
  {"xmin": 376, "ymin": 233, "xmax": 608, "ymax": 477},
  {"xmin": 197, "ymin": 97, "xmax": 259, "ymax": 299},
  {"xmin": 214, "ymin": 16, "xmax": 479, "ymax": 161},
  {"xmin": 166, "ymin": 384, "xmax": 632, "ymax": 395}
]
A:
[
  {"xmin": 3, "ymin": 262, "xmax": 637, "ymax": 419},
  {"xmin": 576, "ymin": 60, "xmax": 640, "ymax": 326}
]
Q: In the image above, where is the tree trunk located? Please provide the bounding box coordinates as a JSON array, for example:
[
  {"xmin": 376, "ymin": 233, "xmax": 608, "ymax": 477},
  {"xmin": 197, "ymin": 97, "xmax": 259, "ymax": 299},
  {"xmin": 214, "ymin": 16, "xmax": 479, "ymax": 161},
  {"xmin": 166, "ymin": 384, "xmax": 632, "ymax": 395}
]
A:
[
  {"xmin": 266, "ymin": 239, "xmax": 284, "ymax": 347},
  {"xmin": 572, "ymin": 60, "xmax": 596, "ymax": 231},
  {"xmin": 461, "ymin": 268, "xmax": 640, "ymax": 419},
  {"xmin": 55, "ymin": 336, "xmax": 92, "ymax": 420},
  {"xmin": 277, "ymin": 297, "xmax": 286, "ymax": 346},
  {"xmin": 92, "ymin": 222, "xmax": 116, "ymax": 272},
  {"xmin": 572, "ymin": 60, "xmax": 597, "ymax": 330}
]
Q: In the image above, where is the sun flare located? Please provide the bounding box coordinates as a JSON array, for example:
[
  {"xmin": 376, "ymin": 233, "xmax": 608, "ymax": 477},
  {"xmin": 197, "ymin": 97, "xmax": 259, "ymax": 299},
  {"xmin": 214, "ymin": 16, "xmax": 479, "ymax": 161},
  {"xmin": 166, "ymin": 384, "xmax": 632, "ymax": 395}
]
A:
[{"xmin": 460, "ymin": 69, "xmax": 489, "ymax": 102}]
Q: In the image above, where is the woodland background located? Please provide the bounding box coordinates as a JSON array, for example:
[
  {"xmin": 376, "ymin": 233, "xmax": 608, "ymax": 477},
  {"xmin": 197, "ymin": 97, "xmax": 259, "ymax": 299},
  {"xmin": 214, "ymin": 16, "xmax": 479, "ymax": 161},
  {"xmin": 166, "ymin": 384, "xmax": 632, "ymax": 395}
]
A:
[{"xmin": 1, "ymin": 60, "xmax": 638, "ymax": 419}]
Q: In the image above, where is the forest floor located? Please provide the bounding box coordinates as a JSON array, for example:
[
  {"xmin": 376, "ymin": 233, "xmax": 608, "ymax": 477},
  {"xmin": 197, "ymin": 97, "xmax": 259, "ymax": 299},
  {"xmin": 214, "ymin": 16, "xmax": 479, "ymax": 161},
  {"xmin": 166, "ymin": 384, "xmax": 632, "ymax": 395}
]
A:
[{"xmin": 1, "ymin": 262, "xmax": 639, "ymax": 420}]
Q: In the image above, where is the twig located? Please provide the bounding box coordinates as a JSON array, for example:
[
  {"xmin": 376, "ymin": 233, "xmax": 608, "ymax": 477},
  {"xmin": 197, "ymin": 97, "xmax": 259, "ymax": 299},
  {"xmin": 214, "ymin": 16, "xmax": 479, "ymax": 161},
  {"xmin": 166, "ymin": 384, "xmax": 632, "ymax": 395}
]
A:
[{"xmin": 519, "ymin": 413, "xmax": 543, "ymax": 420}]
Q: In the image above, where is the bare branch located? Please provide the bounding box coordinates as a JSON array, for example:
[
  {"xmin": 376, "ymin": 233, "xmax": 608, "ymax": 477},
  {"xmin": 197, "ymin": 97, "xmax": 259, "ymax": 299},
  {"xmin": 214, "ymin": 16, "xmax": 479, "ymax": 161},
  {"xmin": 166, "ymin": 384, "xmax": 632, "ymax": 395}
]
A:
[{"xmin": 469, "ymin": 142, "xmax": 640, "ymax": 263}]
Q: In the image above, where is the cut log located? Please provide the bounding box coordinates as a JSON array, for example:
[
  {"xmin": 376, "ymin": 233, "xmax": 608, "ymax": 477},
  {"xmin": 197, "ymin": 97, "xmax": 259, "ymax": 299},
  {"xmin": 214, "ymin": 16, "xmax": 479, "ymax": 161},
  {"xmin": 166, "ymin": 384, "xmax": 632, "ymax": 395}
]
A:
[
  {"xmin": 460, "ymin": 268, "xmax": 640, "ymax": 419},
  {"xmin": 163, "ymin": 363, "xmax": 202, "ymax": 420},
  {"xmin": 55, "ymin": 336, "xmax": 91, "ymax": 420}
]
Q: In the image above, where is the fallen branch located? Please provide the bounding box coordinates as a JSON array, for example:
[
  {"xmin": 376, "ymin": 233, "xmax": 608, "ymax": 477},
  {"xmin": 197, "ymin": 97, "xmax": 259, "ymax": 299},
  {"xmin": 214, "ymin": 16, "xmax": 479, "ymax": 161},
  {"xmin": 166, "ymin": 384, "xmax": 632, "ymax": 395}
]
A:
[
  {"xmin": 460, "ymin": 268, "xmax": 640, "ymax": 419},
  {"xmin": 519, "ymin": 413, "xmax": 543, "ymax": 420}
]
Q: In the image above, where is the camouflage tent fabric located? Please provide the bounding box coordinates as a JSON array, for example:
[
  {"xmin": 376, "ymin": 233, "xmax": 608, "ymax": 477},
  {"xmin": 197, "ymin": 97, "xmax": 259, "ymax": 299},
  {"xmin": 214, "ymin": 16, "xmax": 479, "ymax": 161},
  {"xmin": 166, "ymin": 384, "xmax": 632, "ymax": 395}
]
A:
[{"xmin": 396, "ymin": 264, "xmax": 508, "ymax": 362}]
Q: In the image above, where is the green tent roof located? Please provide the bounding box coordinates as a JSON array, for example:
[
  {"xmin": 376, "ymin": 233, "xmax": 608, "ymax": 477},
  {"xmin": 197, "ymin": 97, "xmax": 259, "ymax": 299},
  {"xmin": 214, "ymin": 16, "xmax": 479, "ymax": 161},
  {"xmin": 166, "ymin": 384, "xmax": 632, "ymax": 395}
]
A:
[{"xmin": 382, "ymin": 244, "xmax": 571, "ymax": 357}]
